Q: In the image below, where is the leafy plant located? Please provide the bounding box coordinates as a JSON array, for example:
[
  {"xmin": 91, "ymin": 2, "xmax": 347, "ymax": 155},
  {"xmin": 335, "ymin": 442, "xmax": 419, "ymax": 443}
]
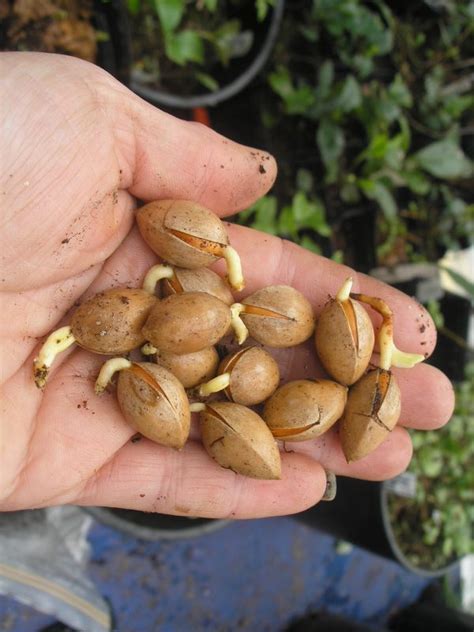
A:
[
  {"xmin": 388, "ymin": 363, "xmax": 474, "ymax": 570},
  {"xmin": 237, "ymin": 169, "xmax": 339, "ymax": 256},
  {"xmin": 127, "ymin": 0, "xmax": 273, "ymax": 90},
  {"xmin": 255, "ymin": 0, "xmax": 474, "ymax": 267}
]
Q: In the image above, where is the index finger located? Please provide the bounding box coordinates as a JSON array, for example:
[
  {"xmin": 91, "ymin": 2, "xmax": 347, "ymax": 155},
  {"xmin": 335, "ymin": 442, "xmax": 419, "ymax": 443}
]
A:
[{"xmin": 223, "ymin": 222, "xmax": 437, "ymax": 357}]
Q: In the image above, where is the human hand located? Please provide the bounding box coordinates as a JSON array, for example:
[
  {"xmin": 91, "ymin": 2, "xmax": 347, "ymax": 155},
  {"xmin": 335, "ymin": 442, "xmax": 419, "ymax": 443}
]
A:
[{"xmin": 0, "ymin": 52, "xmax": 454, "ymax": 518}]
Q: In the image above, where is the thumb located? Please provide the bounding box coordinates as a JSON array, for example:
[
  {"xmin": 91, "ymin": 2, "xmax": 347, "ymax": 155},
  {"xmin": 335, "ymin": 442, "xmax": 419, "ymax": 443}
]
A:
[{"xmin": 113, "ymin": 92, "xmax": 277, "ymax": 215}]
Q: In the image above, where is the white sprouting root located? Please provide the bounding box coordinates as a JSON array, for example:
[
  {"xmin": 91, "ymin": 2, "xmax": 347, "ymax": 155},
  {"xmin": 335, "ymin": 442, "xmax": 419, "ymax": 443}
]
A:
[
  {"xmin": 198, "ymin": 373, "xmax": 231, "ymax": 397},
  {"xmin": 351, "ymin": 293, "xmax": 425, "ymax": 371},
  {"xmin": 95, "ymin": 358, "xmax": 132, "ymax": 394},
  {"xmin": 141, "ymin": 342, "xmax": 158, "ymax": 355},
  {"xmin": 33, "ymin": 326, "xmax": 76, "ymax": 389},
  {"xmin": 223, "ymin": 245, "xmax": 245, "ymax": 292},
  {"xmin": 142, "ymin": 264, "xmax": 175, "ymax": 295},
  {"xmin": 336, "ymin": 277, "xmax": 353, "ymax": 302},
  {"xmin": 190, "ymin": 402, "xmax": 206, "ymax": 413},
  {"xmin": 230, "ymin": 303, "xmax": 249, "ymax": 345}
]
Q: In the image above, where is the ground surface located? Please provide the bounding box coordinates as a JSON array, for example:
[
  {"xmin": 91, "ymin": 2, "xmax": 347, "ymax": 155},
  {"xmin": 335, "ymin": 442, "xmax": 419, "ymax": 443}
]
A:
[{"xmin": 0, "ymin": 513, "xmax": 430, "ymax": 631}]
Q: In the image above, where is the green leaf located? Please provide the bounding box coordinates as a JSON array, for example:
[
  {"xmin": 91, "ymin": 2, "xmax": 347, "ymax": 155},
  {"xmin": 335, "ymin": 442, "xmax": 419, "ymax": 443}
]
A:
[
  {"xmin": 269, "ymin": 67, "xmax": 315, "ymax": 115},
  {"xmin": 164, "ymin": 30, "xmax": 205, "ymax": 65},
  {"xmin": 318, "ymin": 60, "xmax": 334, "ymax": 100},
  {"xmin": 195, "ymin": 72, "xmax": 219, "ymax": 92},
  {"xmin": 296, "ymin": 169, "xmax": 314, "ymax": 193},
  {"xmin": 340, "ymin": 182, "xmax": 361, "ymax": 204},
  {"xmin": 331, "ymin": 250, "xmax": 344, "ymax": 264},
  {"xmin": 352, "ymin": 54, "xmax": 373, "ymax": 78},
  {"xmin": 213, "ymin": 20, "xmax": 245, "ymax": 66},
  {"xmin": 292, "ymin": 191, "xmax": 314, "ymax": 223},
  {"xmin": 358, "ymin": 179, "xmax": 397, "ymax": 220},
  {"xmin": 154, "ymin": 0, "xmax": 185, "ymax": 32},
  {"xmin": 299, "ymin": 235, "xmax": 322, "ymax": 254},
  {"xmin": 203, "ymin": 0, "xmax": 218, "ymax": 11},
  {"xmin": 268, "ymin": 66, "xmax": 292, "ymax": 98},
  {"xmin": 255, "ymin": 0, "xmax": 273, "ymax": 21},
  {"xmin": 317, "ymin": 120, "xmax": 345, "ymax": 181},
  {"xmin": 243, "ymin": 196, "xmax": 278, "ymax": 234},
  {"xmin": 291, "ymin": 192, "xmax": 331, "ymax": 237},
  {"xmin": 300, "ymin": 24, "xmax": 319, "ymax": 42},
  {"xmin": 333, "ymin": 75, "xmax": 362, "ymax": 112},
  {"xmin": 418, "ymin": 445, "xmax": 444, "ymax": 478},
  {"xmin": 414, "ymin": 139, "xmax": 473, "ymax": 180},
  {"xmin": 127, "ymin": 0, "xmax": 140, "ymax": 15},
  {"xmin": 402, "ymin": 170, "xmax": 430, "ymax": 195},
  {"xmin": 426, "ymin": 299, "xmax": 445, "ymax": 329},
  {"xmin": 439, "ymin": 265, "xmax": 474, "ymax": 300},
  {"xmin": 278, "ymin": 205, "xmax": 297, "ymax": 238},
  {"xmin": 388, "ymin": 74, "xmax": 413, "ymax": 108},
  {"xmin": 254, "ymin": 196, "xmax": 278, "ymax": 234}
]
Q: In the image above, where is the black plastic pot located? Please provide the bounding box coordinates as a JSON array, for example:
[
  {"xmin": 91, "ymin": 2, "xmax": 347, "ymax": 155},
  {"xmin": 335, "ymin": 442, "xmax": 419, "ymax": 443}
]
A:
[
  {"xmin": 428, "ymin": 290, "xmax": 473, "ymax": 383},
  {"xmin": 298, "ymin": 477, "xmax": 462, "ymax": 578},
  {"xmin": 93, "ymin": 0, "xmax": 131, "ymax": 84},
  {"xmin": 83, "ymin": 507, "xmax": 229, "ymax": 541},
  {"xmin": 102, "ymin": 0, "xmax": 285, "ymax": 109},
  {"xmin": 335, "ymin": 206, "xmax": 377, "ymax": 274}
]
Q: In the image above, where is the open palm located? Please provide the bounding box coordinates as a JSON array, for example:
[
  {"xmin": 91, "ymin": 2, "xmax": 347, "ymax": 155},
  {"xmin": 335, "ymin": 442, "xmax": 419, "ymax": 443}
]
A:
[{"xmin": 0, "ymin": 53, "xmax": 454, "ymax": 518}]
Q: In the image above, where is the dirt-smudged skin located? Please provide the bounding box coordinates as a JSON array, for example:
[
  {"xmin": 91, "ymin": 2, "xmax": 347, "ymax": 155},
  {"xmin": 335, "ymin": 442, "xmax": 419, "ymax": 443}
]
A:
[
  {"xmin": 218, "ymin": 346, "xmax": 280, "ymax": 406},
  {"xmin": 142, "ymin": 291, "xmax": 231, "ymax": 354},
  {"xmin": 136, "ymin": 199, "xmax": 229, "ymax": 268},
  {"xmin": 339, "ymin": 369, "xmax": 401, "ymax": 462},
  {"xmin": 117, "ymin": 363, "xmax": 190, "ymax": 449},
  {"xmin": 315, "ymin": 297, "xmax": 374, "ymax": 385},
  {"xmin": 70, "ymin": 288, "xmax": 157, "ymax": 354},
  {"xmin": 199, "ymin": 402, "xmax": 281, "ymax": 480},
  {"xmin": 241, "ymin": 285, "xmax": 315, "ymax": 347},
  {"xmin": 263, "ymin": 379, "xmax": 347, "ymax": 441}
]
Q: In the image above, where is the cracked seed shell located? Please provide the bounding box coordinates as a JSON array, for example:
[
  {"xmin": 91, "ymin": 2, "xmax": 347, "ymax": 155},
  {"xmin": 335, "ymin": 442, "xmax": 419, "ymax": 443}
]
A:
[
  {"xmin": 263, "ymin": 379, "xmax": 348, "ymax": 441},
  {"xmin": 241, "ymin": 285, "xmax": 314, "ymax": 347},
  {"xmin": 339, "ymin": 368, "xmax": 401, "ymax": 462},
  {"xmin": 162, "ymin": 266, "xmax": 234, "ymax": 305},
  {"xmin": 315, "ymin": 295, "xmax": 374, "ymax": 385},
  {"xmin": 117, "ymin": 362, "xmax": 190, "ymax": 449},
  {"xmin": 136, "ymin": 199, "xmax": 229, "ymax": 268},
  {"xmin": 199, "ymin": 402, "xmax": 281, "ymax": 480}
]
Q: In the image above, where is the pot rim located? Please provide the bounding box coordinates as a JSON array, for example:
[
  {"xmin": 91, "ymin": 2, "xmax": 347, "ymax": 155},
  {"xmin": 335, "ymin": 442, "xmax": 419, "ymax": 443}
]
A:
[
  {"xmin": 128, "ymin": 0, "xmax": 285, "ymax": 108},
  {"xmin": 82, "ymin": 506, "xmax": 230, "ymax": 541}
]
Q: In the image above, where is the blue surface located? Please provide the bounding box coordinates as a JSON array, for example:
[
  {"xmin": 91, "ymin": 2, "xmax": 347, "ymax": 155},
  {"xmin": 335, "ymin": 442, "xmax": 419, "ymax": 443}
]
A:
[{"xmin": 0, "ymin": 514, "xmax": 431, "ymax": 631}]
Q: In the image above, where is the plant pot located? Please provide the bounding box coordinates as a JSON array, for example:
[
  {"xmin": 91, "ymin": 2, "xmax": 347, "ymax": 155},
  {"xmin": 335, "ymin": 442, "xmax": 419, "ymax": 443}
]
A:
[
  {"xmin": 297, "ymin": 477, "xmax": 462, "ymax": 577},
  {"xmin": 334, "ymin": 206, "xmax": 377, "ymax": 274},
  {"xmin": 83, "ymin": 507, "xmax": 229, "ymax": 541},
  {"xmin": 370, "ymin": 263, "xmax": 443, "ymax": 303},
  {"xmin": 125, "ymin": 0, "xmax": 285, "ymax": 109},
  {"xmin": 93, "ymin": 0, "xmax": 131, "ymax": 85}
]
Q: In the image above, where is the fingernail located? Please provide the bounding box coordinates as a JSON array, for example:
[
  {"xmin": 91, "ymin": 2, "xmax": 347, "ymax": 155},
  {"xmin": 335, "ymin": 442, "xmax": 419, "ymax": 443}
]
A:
[{"xmin": 322, "ymin": 470, "xmax": 337, "ymax": 501}]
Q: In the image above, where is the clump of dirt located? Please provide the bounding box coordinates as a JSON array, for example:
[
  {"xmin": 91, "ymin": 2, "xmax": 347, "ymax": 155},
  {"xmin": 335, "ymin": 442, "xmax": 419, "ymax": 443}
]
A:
[{"xmin": 0, "ymin": 0, "xmax": 97, "ymax": 61}]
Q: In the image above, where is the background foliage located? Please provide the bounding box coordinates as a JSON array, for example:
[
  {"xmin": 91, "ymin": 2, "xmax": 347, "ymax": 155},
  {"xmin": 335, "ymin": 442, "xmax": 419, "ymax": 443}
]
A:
[{"xmin": 243, "ymin": 0, "xmax": 474, "ymax": 264}]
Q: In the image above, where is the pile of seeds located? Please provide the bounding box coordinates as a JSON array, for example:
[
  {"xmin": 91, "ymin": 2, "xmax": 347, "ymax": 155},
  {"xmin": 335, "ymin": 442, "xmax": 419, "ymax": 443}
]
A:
[{"xmin": 34, "ymin": 200, "xmax": 424, "ymax": 480}]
